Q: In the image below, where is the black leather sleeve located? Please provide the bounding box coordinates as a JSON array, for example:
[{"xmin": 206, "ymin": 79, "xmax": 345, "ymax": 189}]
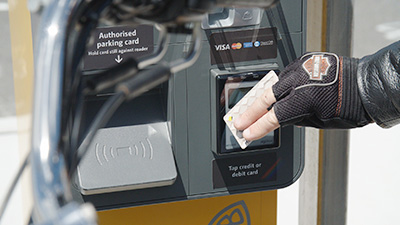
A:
[{"xmin": 357, "ymin": 41, "xmax": 400, "ymax": 128}]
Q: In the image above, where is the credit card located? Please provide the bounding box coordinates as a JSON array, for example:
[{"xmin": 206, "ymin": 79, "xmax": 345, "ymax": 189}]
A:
[{"xmin": 223, "ymin": 70, "xmax": 279, "ymax": 149}]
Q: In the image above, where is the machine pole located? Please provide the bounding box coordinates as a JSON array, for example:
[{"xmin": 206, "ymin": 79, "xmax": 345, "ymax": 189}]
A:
[{"xmin": 300, "ymin": 0, "xmax": 353, "ymax": 224}]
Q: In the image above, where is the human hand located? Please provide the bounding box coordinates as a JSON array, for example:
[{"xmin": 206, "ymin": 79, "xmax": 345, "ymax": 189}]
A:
[{"xmin": 234, "ymin": 52, "xmax": 372, "ymax": 141}]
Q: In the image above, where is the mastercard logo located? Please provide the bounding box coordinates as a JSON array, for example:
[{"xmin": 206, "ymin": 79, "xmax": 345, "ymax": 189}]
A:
[{"xmin": 231, "ymin": 42, "xmax": 242, "ymax": 50}]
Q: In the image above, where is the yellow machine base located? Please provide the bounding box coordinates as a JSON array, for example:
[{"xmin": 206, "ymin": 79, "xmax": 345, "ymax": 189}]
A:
[{"xmin": 99, "ymin": 190, "xmax": 277, "ymax": 225}]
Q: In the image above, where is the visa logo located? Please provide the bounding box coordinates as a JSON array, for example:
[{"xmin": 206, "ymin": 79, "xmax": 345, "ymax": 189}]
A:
[{"xmin": 215, "ymin": 44, "xmax": 230, "ymax": 51}]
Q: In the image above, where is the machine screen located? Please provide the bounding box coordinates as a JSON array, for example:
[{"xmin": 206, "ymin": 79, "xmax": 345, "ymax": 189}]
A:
[{"xmin": 228, "ymin": 87, "xmax": 252, "ymax": 109}]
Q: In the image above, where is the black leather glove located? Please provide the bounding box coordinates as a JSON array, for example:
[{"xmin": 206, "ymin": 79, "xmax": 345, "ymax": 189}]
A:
[{"xmin": 273, "ymin": 52, "xmax": 372, "ymax": 128}]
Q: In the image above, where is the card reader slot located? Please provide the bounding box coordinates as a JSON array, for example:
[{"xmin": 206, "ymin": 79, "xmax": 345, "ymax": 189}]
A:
[{"xmin": 213, "ymin": 70, "xmax": 280, "ymax": 154}]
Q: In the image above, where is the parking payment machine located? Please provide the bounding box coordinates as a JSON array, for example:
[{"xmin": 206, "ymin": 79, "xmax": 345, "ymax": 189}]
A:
[{"xmin": 74, "ymin": 1, "xmax": 306, "ymax": 224}]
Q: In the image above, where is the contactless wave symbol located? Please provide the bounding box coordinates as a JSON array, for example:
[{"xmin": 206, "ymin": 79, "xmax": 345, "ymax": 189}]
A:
[
  {"xmin": 94, "ymin": 138, "xmax": 154, "ymax": 165},
  {"xmin": 209, "ymin": 200, "xmax": 251, "ymax": 225}
]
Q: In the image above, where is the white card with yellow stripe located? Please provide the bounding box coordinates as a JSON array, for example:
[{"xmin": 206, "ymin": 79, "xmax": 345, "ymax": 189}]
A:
[{"xmin": 223, "ymin": 70, "xmax": 279, "ymax": 149}]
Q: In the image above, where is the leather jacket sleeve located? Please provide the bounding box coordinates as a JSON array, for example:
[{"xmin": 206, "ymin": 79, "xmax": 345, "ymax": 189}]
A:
[{"xmin": 357, "ymin": 41, "xmax": 400, "ymax": 128}]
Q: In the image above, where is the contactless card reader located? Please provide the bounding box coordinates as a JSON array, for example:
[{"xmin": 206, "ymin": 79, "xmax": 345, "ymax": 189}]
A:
[
  {"xmin": 77, "ymin": 122, "xmax": 177, "ymax": 195},
  {"xmin": 211, "ymin": 68, "xmax": 280, "ymax": 154},
  {"xmin": 224, "ymin": 71, "xmax": 279, "ymax": 150},
  {"xmin": 76, "ymin": 71, "xmax": 177, "ymax": 195}
]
